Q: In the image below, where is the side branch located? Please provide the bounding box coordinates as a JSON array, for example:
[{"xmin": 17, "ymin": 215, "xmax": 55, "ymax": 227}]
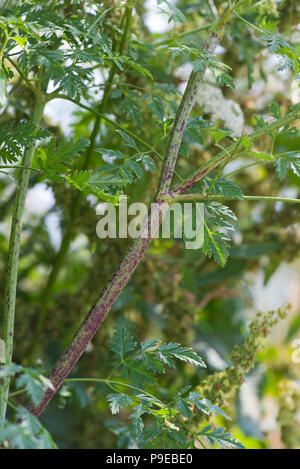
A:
[{"xmin": 172, "ymin": 104, "xmax": 300, "ymax": 195}]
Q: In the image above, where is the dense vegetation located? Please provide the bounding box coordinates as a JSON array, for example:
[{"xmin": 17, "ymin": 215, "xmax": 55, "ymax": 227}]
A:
[{"xmin": 0, "ymin": 0, "xmax": 300, "ymax": 449}]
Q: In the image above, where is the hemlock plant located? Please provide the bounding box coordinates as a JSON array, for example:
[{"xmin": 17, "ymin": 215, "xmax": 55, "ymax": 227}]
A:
[{"xmin": 0, "ymin": 0, "xmax": 300, "ymax": 449}]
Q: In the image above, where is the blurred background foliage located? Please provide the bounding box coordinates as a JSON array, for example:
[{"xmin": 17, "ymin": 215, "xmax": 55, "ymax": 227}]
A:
[{"xmin": 1, "ymin": 0, "xmax": 300, "ymax": 448}]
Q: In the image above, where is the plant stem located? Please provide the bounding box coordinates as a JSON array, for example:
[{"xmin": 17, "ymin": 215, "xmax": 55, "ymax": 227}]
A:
[
  {"xmin": 158, "ymin": 34, "xmax": 220, "ymax": 193},
  {"xmin": 27, "ymin": 23, "xmax": 226, "ymax": 417},
  {"xmin": 9, "ymin": 388, "xmax": 27, "ymax": 398},
  {"xmin": 5, "ymin": 57, "xmax": 41, "ymax": 97},
  {"xmin": 172, "ymin": 194, "xmax": 300, "ymax": 204},
  {"xmin": 65, "ymin": 378, "xmax": 163, "ymax": 406},
  {"xmin": 29, "ymin": 4, "xmax": 135, "ymax": 359},
  {"xmin": 205, "ymin": 139, "xmax": 242, "ymax": 197},
  {"xmin": 28, "ymin": 4, "xmax": 268, "ymax": 416},
  {"xmin": 224, "ymin": 160, "xmax": 262, "ymax": 177},
  {"xmin": 0, "ymin": 98, "xmax": 45, "ymax": 425},
  {"xmin": 238, "ymin": 195, "xmax": 300, "ymax": 204},
  {"xmin": 0, "ymin": 165, "xmax": 40, "ymax": 172}
]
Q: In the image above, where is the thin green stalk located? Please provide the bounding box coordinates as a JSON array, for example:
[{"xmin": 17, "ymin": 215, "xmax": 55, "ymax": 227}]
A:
[
  {"xmin": 223, "ymin": 148, "xmax": 294, "ymax": 178},
  {"xmin": 29, "ymin": 4, "xmax": 135, "ymax": 359},
  {"xmin": 175, "ymin": 415, "xmax": 208, "ymax": 449},
  {"xmin": 0, "ymin": 98, "xmax": 45, "ymax": 425},
  {"xmin": 9, "ymin": 388, "xmax": 26, "ymax": 398},
  {"xmin": 270, "ymin": 130, "xmax": 278, "ymax": 157},
  {"xmin": 7, "ymin": 401, "xmax": 18, "ymax": 412},
  {"xmin": 65, "ymin": 378, "xmax": 163, "ymax": 406},
  {"xmin": 224, "ymin": 160, "xmax": 262, "ymax": 177},
  {"xmin": 172, "ymin": 194, "xmax": 300, "ymax": 204},
  {"xmin": 0, "ymin": 165, "xmax": 40, "ymax": 172},
  {"xmin": 6, "ymin": 57, "xmax": 40, "ymax": 97},
  {"xmin": 234, "ymin": 11, "xmax": 264, "ymax": 34},
  {"xmin": 205, "ymin": 138, "xmax": 242, "ymax": 198},
  {"xmin": 241, "ymin": 195, "xmax": 300, "ymax": 203}
]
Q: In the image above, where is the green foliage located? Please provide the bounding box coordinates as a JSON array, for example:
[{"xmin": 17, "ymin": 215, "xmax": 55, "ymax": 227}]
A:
[
  {"xmin": 33, "ymin": 137, "xmax": 157, "ymax": 200},
  {"xmin": 94, "ymin": 326, "xmax": 243, "ymax": 449},
  {"xmin": 203, "ymin": 177, "xmax": 244, "ymax": 199},
  {"xmin": 1, "ymin": 0, "xmax": 300, "ymax": 451},
  {"xmin": 108, "ymin": 326, "xmax": 206, "ymax": 388},
  {"xmin": 263, "ymin": 33, "xmax": 300, "ymax": 73},
  {"xmin": 0, "ymin": 121, "xmax": 50, "ymax": 164},
  {"xmin": 109, "ymin": 326, "xmax": 137, "ymax": 360},
  {"xmin": 203, "ymin": 225, "xmax": 231, "ymax": 267},
  {"xmin": 35, "ymin": 137, "xmax": 90, "ymax": 182},
  {"xmin": 107, "ymin": 393, "xmax": 133, "ymax": 415},
  {"xmin": 0, "ymin": 2, "xmax": 118, "ymax": 100},
  {"xmin": 65, "ymin": 170, "xmax": 123, "ymax": 202},
  {"xmin": 198, "ymin": 426, "xmax": 245, "ymax": 449},
  {"xmin": 157, "ymin": 0, "xmax": 186, "ymax": 24},
  {"xmin": 275, "ymin": 152, "xmax": 300, "ymax": 179},
  {"xmin": 0, "ymin": 407, "xmax": 56, "ymax": 449},
  {"xmin": 93, "ymin": 147, "xmax": 157, "ymax": 186},
  {"xmin": 0, "ymin": 364, "xmax": 53, "ymax": 406},
  {"xmin": 203, "ymin": 203, "xmax": 237, "ymax": 267},
  {"xmin": 0, "ymin": 366, "xmax": 56, "ymax": 449}
]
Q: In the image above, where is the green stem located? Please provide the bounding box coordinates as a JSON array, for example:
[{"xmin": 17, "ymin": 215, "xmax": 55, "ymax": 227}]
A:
[
  {"xmin": 270, "ymin": 130, "xmax": 278, "ymax": 157},
  {"xmin": 173, "ymin": 194, "xmax": 300, "ymax": 204},
  {"xmin": 7, "ymin": 401, "xmax": 18, "ymax": 412},
  {"xmin": 234, "ymin": 11, "xmax": 265, "ymax": 34},
  {"xmin": 29, "ymin": 4, "xmax": 135, "ymax": 359},
  {"xmin": 205, "ymin": 139, "xmax": 242, "ymax": 198},
  {"xmin": 241, "ymin": 195, "xmax": 300, "ymax": 203},
  {"xmin": 224, "ymin": 160, "xmax": 262, "ymax": 177},
  {"xmin": 65, "ymin": 378, "xmax": 163, "ymax": 406},
  {"xmin": 175, "ymin": 415, "xmax": 208, "ymax": 449},
  {"xmin": 9, "ymin": 388, "xmax": 27, "ymax": 398},
  {"xmin": 0, "ymin": 98, "xmax": 45, "ymax": 425},
  {"xmin": 6, "ymin": 57, "xmax": 40, "ymax": 97},
  {"xmin": 0, "ymin": 165, "xmax": 40, "ymax": 172}
]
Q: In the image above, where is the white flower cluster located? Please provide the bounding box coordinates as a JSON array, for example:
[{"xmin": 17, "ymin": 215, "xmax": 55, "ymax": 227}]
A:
[{"xmin": 196, "ymin": 83, "xmax": 244, "ymax": 137}]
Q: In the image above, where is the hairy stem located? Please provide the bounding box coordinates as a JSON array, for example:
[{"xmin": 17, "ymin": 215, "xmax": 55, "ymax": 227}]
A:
[
  {"xmin": 0, "ymin": 98, "xmax": 45, "ymax": 424},
  {"xmin": 28, "ymin": 25, "xmax": 224, "ymax": 417},
  {"xmin": 158, "ymin": 33, "xmax": 219, "ymax": 193}
]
